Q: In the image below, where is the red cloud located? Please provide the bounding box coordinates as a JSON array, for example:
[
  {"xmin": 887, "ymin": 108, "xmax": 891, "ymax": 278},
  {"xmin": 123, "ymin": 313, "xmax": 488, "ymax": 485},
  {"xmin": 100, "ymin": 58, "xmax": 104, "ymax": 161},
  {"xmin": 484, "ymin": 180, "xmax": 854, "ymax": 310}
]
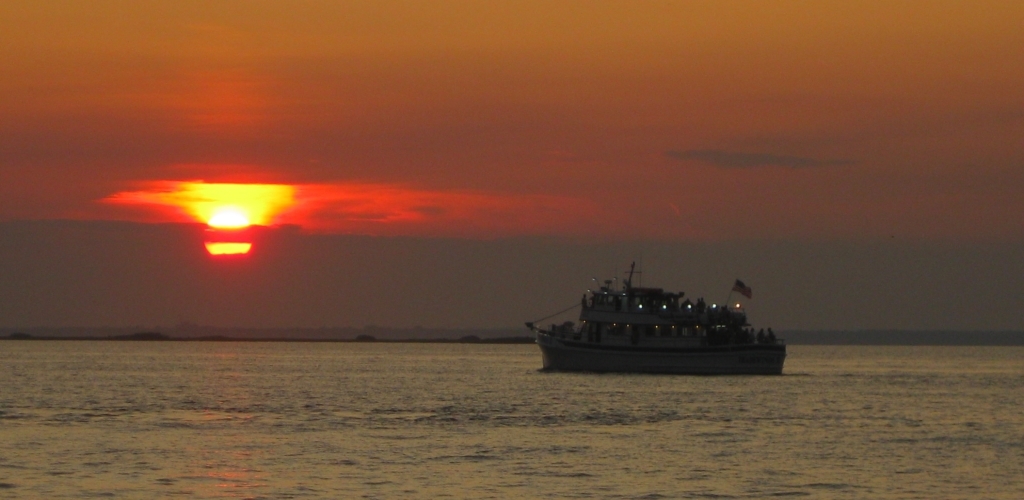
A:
[{"xmin": 102, "ymin": 180, "xmax": 602, "ymax": 238}]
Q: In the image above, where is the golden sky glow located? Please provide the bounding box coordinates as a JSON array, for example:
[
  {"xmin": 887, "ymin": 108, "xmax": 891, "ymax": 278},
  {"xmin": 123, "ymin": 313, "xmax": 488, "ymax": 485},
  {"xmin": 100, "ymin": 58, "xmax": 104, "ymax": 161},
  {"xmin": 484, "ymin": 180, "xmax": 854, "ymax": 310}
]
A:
[{"xmin": 2, "ymin": 1, "xmax": 1023, "ymax": 240}]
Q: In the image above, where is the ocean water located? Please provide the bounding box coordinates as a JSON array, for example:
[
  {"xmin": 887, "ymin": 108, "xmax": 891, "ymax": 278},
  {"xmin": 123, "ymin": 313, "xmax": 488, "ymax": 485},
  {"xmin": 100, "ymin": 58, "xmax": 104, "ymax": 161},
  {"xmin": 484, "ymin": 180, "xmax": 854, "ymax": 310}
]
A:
[{"xmin": 1, "ymin": 342, "xmax": 1022, "ymax": 499}]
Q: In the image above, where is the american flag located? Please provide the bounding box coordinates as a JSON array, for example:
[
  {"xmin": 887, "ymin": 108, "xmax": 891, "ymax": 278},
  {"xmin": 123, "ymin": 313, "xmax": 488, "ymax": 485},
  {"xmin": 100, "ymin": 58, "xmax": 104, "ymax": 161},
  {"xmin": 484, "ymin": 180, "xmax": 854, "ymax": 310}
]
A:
[{"xmin": 732, "ymin": 279, "xmax": 752, "ymax": 299}]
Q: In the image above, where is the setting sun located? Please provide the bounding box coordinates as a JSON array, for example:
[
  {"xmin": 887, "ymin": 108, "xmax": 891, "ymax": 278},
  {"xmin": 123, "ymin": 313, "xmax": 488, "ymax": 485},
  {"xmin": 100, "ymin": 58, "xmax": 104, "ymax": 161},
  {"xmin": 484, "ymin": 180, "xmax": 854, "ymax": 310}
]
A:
[
  {"xmin": 204, "ymin": 242, "xmax": 253, "ymax": 256},
  {"xmin": 208, "ymin": 207, "xmax": 251, "ymax": 228},
  {"xmin": 103, "ymin": 181, "xmax": 295, "ymax": 256}
]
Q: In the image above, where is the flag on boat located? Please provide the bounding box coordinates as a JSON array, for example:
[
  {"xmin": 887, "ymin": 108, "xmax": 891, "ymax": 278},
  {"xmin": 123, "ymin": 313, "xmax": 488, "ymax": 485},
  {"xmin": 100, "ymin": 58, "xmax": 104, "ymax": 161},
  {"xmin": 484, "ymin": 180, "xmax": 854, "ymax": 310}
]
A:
[{"xmin": 732, "ymin": 279, "xmax": 752, "ymax": 299}]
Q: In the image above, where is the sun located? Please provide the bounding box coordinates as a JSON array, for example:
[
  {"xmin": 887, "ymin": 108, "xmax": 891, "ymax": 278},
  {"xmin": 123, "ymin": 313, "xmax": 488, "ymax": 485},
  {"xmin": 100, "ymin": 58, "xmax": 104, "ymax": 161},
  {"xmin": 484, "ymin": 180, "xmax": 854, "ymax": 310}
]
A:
[
  {"xmin": 205, "ymin": 206, "xmax": 253, "ymax": 256},
  {"xmin": 207, "ymin": 207, "xmax": 251, "ymax": 228},
  {"xmin": 101, "ymin": 181, "xmax": 295, "ymax": 256},
  {"xmin": 204, "ymin": 242, "xmax": 253, "ymax": 255}
]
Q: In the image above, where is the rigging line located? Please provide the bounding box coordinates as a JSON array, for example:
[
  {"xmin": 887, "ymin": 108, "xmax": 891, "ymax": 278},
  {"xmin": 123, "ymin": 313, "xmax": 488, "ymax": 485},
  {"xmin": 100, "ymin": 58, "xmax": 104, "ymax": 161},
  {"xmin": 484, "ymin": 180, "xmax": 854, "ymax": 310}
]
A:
[{"xmin": 529, "ymin": 302, "xmax": 582, "ymax": 325}]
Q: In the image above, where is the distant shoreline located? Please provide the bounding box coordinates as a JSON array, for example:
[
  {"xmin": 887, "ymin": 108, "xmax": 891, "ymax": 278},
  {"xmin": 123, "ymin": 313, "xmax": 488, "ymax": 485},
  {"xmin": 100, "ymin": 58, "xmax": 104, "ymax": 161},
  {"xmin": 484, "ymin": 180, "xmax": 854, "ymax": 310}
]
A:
[
  {"xmin": 1, "ymin": 332, "xmax": 537, "ymax": 344},
  {"xmin": 3, "ymin": 330, "xmax": 1023, "ymax": 346}
]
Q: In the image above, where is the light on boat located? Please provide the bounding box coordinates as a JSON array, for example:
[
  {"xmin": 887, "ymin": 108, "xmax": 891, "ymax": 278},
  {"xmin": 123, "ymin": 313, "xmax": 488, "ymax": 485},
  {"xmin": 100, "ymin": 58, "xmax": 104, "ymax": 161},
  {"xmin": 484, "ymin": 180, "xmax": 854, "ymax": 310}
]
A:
[{"xmin": 736, "ymin": 303, "xmax": 741, "ymax": 308}]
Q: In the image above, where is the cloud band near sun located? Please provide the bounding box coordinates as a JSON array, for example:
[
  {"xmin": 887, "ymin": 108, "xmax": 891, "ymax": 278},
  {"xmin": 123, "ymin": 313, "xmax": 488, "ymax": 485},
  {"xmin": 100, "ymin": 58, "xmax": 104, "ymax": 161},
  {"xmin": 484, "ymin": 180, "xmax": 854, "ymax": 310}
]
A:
[
  {"xmin": 101, "ymin": 180, "xmax": 596, "ymax": 237},
  {"xmin": 104, "ymin": 182, "xmax": 296, "ymax": 226}
]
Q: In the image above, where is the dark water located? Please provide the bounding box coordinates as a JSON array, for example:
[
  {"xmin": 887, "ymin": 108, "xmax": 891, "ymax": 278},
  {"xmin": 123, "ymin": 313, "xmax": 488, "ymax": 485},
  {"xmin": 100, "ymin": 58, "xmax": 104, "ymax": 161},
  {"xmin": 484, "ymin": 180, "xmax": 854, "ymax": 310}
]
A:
[{"xmin": 1, "ymin": 342, "xmax": 1022, "ymax": 498}]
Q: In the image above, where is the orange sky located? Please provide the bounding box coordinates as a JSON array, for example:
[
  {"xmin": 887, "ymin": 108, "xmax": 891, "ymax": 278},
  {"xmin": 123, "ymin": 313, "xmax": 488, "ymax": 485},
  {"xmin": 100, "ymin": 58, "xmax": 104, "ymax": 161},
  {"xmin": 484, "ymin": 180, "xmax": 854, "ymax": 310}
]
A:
[{"xmin": 2, "ymin": 1, "xmax": 1022, "ymax": 240}]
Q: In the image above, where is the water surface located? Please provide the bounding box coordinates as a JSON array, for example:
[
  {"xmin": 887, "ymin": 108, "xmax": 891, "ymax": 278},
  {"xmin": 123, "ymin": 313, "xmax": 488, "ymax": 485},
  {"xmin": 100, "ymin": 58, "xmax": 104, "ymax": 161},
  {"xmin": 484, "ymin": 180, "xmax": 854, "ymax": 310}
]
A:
[{"xmin": 1, "ymin": 342, "xmax": 1022, "ymax": 498}]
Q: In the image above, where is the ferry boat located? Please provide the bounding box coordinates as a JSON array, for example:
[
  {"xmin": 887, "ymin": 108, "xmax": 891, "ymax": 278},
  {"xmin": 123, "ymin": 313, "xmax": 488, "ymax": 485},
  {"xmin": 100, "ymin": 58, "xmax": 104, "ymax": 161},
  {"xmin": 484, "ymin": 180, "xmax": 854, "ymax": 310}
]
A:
[{"xmin": 526, "ymin": 264, "xmax": 786, "ymax": 374}]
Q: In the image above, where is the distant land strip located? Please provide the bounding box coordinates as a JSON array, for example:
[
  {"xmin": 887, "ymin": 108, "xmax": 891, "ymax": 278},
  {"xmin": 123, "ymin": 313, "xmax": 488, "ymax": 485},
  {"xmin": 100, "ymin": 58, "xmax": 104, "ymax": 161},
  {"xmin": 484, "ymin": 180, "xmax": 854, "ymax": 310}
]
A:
[
  {"xmin": 2, "ymin": 332, "xmax": 536, "ymax": 344},
  {"xmin": 2, "ymin": 328, "xmax": 1023, "ymax": 345}
]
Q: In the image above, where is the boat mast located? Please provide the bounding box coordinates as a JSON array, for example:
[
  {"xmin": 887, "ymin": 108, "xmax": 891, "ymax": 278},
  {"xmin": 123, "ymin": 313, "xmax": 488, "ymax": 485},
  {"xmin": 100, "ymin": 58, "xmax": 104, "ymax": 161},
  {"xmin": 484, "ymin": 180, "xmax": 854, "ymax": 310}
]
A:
[{"xmin": 625, "ymin": 261, "xmax": 635, "ymax": 290}]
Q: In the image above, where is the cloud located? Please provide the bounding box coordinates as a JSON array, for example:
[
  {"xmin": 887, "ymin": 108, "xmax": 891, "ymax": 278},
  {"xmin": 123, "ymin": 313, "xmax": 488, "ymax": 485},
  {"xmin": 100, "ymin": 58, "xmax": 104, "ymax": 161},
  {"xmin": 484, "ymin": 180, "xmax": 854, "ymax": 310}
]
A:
[
  {"xmin": 104, "ymin": 182, "xmax": 296, "ymax": 225},
  {"xmin": 666, "ymin": 149, "xmax": 854, "ymax": 169},
  {"xmin": 98, "ymin": 180, "xmax": 603, "ymax": 238}
]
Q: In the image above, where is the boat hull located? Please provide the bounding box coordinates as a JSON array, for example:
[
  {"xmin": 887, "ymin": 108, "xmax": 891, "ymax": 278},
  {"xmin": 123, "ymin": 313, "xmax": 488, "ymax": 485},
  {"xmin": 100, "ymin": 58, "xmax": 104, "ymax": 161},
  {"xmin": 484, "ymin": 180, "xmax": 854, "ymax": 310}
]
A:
[{"xmin": 536, "ymin": 332, "xmax": 786, "ymax": 375}]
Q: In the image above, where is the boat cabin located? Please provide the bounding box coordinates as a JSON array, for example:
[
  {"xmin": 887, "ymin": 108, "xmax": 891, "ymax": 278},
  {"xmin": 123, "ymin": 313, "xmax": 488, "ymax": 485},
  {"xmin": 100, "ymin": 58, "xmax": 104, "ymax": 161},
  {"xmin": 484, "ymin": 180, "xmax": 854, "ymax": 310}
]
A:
[{"xmin": 553, "ymin": 282, "xmax": 756, "ymax": 347}]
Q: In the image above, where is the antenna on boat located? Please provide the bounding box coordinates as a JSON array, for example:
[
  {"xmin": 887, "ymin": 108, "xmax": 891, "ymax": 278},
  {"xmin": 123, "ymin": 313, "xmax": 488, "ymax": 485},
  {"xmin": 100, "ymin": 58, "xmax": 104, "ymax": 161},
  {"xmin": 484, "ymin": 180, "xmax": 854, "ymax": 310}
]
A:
[
  {"xmin": 625, "ymin": 262, "xmax": 635, "ymax": 290},
  {"xmin": 638, "ymin": 254, "xmax": 643, "ymax": 288}
]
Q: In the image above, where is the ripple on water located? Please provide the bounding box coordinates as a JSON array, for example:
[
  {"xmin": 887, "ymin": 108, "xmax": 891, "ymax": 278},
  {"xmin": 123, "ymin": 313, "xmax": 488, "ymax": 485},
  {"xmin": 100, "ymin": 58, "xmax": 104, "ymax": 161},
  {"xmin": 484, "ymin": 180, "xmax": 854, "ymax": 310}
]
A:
[{"xmin": 1, "ymin": 343, "xmax": 1022, "ymax": 499}]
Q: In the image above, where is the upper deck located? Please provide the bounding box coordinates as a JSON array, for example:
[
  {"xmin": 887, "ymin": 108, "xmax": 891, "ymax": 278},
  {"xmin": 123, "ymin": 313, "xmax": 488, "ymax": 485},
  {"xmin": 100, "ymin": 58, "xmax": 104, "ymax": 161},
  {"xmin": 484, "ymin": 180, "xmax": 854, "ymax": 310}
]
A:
[{"xmin": 580, "ymin": 286, "xmax": 747, "ymax": 327}]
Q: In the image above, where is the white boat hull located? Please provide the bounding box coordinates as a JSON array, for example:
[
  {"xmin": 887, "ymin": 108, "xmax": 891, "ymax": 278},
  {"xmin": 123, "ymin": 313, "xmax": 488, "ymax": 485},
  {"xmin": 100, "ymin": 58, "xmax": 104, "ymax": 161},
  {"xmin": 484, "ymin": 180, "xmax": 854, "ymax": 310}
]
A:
[{"xmin": 536, "ymin": 332, "xmax": 786, "ymax": 375}]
